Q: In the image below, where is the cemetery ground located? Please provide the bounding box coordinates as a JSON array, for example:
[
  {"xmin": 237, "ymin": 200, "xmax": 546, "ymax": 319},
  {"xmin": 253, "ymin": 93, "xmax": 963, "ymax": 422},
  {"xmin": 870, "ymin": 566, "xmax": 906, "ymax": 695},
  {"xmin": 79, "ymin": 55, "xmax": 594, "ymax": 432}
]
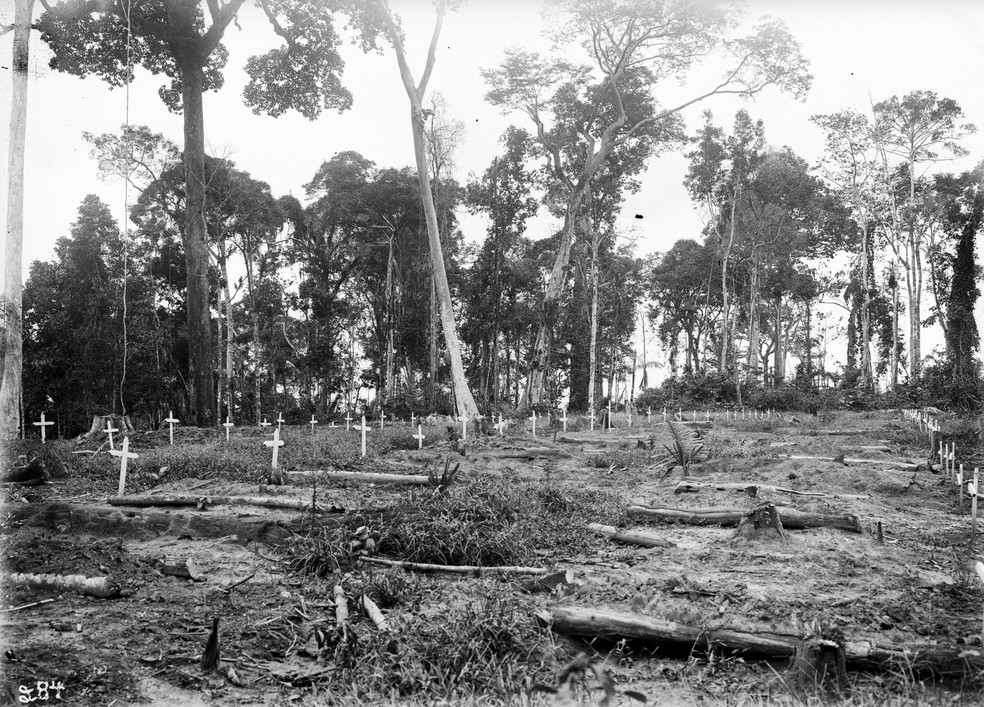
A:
[{"xmin": 2, "ymin": 411, "xmax": 984, "ymax": 706}]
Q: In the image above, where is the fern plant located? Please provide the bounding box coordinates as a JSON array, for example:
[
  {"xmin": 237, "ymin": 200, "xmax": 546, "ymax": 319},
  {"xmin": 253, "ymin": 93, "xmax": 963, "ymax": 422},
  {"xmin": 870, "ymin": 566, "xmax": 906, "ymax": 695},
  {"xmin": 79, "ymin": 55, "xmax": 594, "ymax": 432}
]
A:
[{"xmin": 662, "ymin": 420, "xmax": 703, "ymax": 478}]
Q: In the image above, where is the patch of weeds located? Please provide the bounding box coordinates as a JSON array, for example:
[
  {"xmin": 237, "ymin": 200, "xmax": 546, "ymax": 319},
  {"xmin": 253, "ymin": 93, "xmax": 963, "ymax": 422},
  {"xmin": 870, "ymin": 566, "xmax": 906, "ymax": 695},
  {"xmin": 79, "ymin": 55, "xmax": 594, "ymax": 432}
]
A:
[
  {"xmin": 314, "ymin": 594, "xmax": 561, "ymax": 703},
  {"xmin": 280, "ymin": 522, "xmax": 378, "ymax": 577},
  {"xmin": 356, "ymin": 569, "xmax": 422, "ymax": 610}
]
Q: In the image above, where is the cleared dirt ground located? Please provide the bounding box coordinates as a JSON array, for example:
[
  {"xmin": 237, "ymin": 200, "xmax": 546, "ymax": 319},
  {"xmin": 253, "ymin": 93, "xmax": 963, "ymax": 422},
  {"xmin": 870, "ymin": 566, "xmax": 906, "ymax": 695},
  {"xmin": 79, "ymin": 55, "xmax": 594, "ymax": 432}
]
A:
[{"xmin": 2, "ymin": 410, "xmax": 983, "ymax": 705}]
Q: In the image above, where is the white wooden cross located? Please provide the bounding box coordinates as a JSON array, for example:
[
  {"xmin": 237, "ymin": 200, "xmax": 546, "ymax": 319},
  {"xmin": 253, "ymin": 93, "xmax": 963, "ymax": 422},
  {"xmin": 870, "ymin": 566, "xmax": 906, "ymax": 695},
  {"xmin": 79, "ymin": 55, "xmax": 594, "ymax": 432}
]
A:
[
  {"xmin": 459, "ymin": 414, "xmax": 468, "ymax": 442},
  {"xmin": 705, "ymin": 410, "xmax": 710, "ymax": 421},
  {"xmin": 626, "ymin": 409, "xmax": 632, "ymax": 427},
  {"xmin": 413, "ymin": 424, "xmax": 426, "ymax": 449},
  {"xmin": 560, "ymin": 407, "xmax": 568, "ymax": 433},
  {"xmin": 345, "ymin": 410, "xmax": 353, "ymax": 431},
  {"xmin": 276, "ymin": 413, "xmax": 285, "ymax": 432},
  {"xmin": 264, "ymin": 428, "xmax": 285, "ymax": 469},
  {"xmin": 329, "ymin": 420, "xmax": 336, "ymax": 428},
  {"xmin": 530, "ymin": 411, "xmax": 537, "ymax": 437},
  {"xmin": 105, "ymin": 419, "xmax": 119, "ymax": 451},
  {"xmin": 110, "ymin": 436, "xmax": 138, "ymax": 496},
  {"xmin": 972, "ymin": 467, "xmax": 980, "ymax": 540},
  {"xmin": 164, "ymin": 410, "xmax": 180, "ymax": 446},
  {"xmin": 647, "ymin": 407, "xmax": 652, "ymax": 424},
  {"xmin": 692, "ymin": 409, "xmax": 697, "ymax": 421},
  {"xmin": 310, "ymin": 414, "xmax": 318, "ymax": 435},
  {"xmin": 33, "ymin": 412, "xmax": 54, "ymax": 444},
  {"xmin": 354, "ymin": 416, "xmax": 370, "ymax": 457},
  {"xmin": 223, "ymin": 415, "xmax": 234, "ymax": 442},
  {"xmin": 588, "ymin": 408, "xmax": 596, "ymax": 432},
  {"xmin": 410, "ymin": 412, "xmax": 416, "ymax": 428},
  {"xmin": 494, "ymin": 414, "xmax": 506, "ymax": 437},
  {"xmin": 260, "ymin": 417, "xmax": 271, "ymax": 430},
  {"xmin": 379, "ymin": 408, "xmax": 385, "ymax": 430},
  {"xmin": 545, "ymin": 409, "xmax": 551, "ymax": 426}
]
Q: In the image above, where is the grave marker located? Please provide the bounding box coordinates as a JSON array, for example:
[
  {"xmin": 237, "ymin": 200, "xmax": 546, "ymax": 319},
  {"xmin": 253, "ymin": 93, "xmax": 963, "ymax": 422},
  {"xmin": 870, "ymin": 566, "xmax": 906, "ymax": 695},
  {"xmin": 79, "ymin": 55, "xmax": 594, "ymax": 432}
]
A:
[
  {"xmin": 164, "ymin": 410, "xmax": 179, "ymax": 446},
  {"xmin": 354, "ymin": 416, "xmax": 370, "ymax": 457},
  {"xmin": 260, "ymin": 417, "xmax": 271, "ymax": 430},
  {"xmin": 276, "ymin": 413, "xmax": 285, "ymax": 432},
  {"xmin": 972, "ymin": 467, "xmax": 980, "ymax": 541},
  {"xmin": 560, "ymin": 407, "xmax": 568, "ymax": 432},
  {"xmin": 413, "ymin": 425, "xmax": 426, "ymax": 449},
  {"xmin": 264, "ymin": 428, "xmax": 285, "ymax": 469},
  {"xmin": 33, "ymin": 412, "xmax": 54, "ymax": 444},
  {"xmin": 223, "ymin": 416, "xmax": 234, "ymax": 442},
  {"xmin": 379, "ymin": 409, "xmax": 385, "ymax": 430},
  {"xmin": 530, "ymin": 411, "xmax": 537, "ymax": 437},
  {"xmin": 105, "ymin": 420, "xmax": 119, "ymax": 451},
  {"xmin": 345, "ymin": 411, "xmax": 353, "ymax": 431},
  {"xmin": 588, "ymin": 408, "xmax": 596, "ymax": 432},
  {"xmin": 494, "ymin": 414, "xmax": 506, "ymax": 437},
  {"xmin": 310, "ymin": 415, "xmax": 318, "ymax": 436},
  {"xmin": 110, "ymin": 437, "xmax": 138, "ymax": 496}
]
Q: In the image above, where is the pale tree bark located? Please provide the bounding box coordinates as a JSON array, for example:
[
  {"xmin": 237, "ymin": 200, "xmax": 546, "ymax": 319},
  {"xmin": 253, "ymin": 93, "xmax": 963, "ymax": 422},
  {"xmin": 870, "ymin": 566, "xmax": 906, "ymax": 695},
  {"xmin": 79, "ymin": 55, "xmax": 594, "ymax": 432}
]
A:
[
  {"xmin": 376, "ymin": 0, "xmax": 479, "ymax": 419},
  {"xmin": 587, "ymin": 224, "xmax": 600, "ymax": 416},
  {"xmin": 1, "ymin": 0, "xmax": 35, "ymax": 441},
  {"xmin": 860, "ymin": 222, "xmax": 874, "ymax": 390},
  {"xmin": 746, "ymin": 253, "xmax": 761, "ymax": 385}
]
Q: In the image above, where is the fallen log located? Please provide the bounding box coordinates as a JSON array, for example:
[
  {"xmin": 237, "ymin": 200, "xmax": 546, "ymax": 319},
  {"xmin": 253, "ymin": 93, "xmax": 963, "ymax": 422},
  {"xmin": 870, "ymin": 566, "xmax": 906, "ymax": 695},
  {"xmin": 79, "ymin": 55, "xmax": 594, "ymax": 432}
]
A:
[
  {"xmin": 1, "ymin": 502, "xmax": 312, "ymax": 545},
  {"xmin": 587, "ymin": 523, "xmax": 675, "ymax": 548},
  {"xmin": 154, "ymin": 557, "xmax": 203, "ymax": 580},
  {"xmin": 627, "ymin": 505, "xmax": 863, "ymax": 533},
  {"xmin": 803, "ymin": 430, "xmax": 867, "ymax": 436},
  {"xmin": 4, "ymin": 571, "xmax": 120, "ymax": 598},
  {"xmin": 672, "ymin": 481, "xmax": 869, "ymax": 500},
  {"xmin": 106, "ymin": 495, "xmax": 334, "ymax": 512},
  {"xmin": 287, "ymin": 470, "xmax": 431, "ymax": 485},
  {"xmin": 360, "ymin": 557, "xmax": 547, "ymax": 575},
  {"xmin": 538, "ymin": 606, "xmax": 984, "ymax": 677},
  {"xmin": 785, "ymin": 455, "xmax": 919, "ymax": 470},
  {"xmin": 487, "ymin": 447, "xmax": 570, "ymax": 459},
  {"xmin": 361, "ymin": 594, "xmax": 388, "ymax": 630}
]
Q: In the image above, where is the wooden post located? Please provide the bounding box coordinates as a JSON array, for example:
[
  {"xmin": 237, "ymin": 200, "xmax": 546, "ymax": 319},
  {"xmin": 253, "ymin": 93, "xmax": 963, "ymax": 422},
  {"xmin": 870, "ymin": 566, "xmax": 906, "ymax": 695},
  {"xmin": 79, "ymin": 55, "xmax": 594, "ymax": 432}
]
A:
[
  {"xmin": 264, "ymin": 428, "xmax": 285, "ymax": 470},
  {"xmin": 223, "ymin": 415, "xmax": 234, "ymax": 442},
  {"xmin": 345, "ymin": 410, "xmax": 353, "ymax": 431},
  {"xmin": 276, "ymin": 413, "xmax": 285, "ymax": 432},
  {"xmin": 104, "ymin": 420, "xmax": 119, "ymax": 451},
  {"xmin": 110, "ymin": 437, "xmax": 138, "ymax": 496},
  {"xmin": 164, "ymin": 410, "xmax": 179, "ymax": 446},
  {"xmin": 606, "ymin": 403, "xmax": 612, "ymax": 431},
  {"xmin": 310, "ymin": 414, "xmax": 318, "ymax": 436},
  {"xmin": 959, "ymin": 465, "xmax": 965, "ymax": 511},
  {"xmin": 379, "ymin": 408, "xmax": 384, "ymax": 429},
  {"xmin": 975, "ymin": 561, "xmax": 984, "ymax": 643},
  {"xmin": 627, "ymin": 409, "xmax": 632, "ymax": 427},
  {"xmin": 951, "ymin": 443, "xmax": 956, "ymax": 479},
  {"xmin": 588, "ymin": 408, "xmax": 596, "ymax": 432},
  {"xmin": 972, "ymin": 468, "xmax": 980, "ymax": 543},
  {"xmin": 354, "ymin": 416, "xmax": 370, "ymax": 457},
  {"xmin": 530, "ymin": 411, "xmax": 536, "ymax": 437},
  {"xmin": 413, "ymin": 424, "xmax": 425, "ymax": 449},
  {"xmin": 33, "ymin": 412, "xmax": 53, "ymax": 443},
  {"xmin": 647, "ymin": 407, "xmax": 652, "ymax": 424},
  {"xmin": 560, "ymin": 407, "xmax": 568, "ymax": 433},
  {"xmin": 460, "ymin": 414, "xmax": 467, "ymax": 442},
  {"xmin": 661, "ymin": 406, "xmax": 666, "ymax": 423},
  {"xmin": 494, "ymin": 414, "xmax": 506, "ymax": 437},
  {"xmin": 410, "ymin": 412, "xmax": 416, "ymax": 428}
]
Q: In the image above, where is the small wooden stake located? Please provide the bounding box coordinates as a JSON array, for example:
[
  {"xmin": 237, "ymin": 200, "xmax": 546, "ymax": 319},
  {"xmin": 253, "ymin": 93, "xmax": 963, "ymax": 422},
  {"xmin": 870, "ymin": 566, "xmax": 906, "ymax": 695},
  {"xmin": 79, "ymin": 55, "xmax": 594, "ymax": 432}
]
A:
[
  {"xmin": 164, "ymin": 410, "xmax": 179, "ymax": 445},
  {"xmin": 413, "ymin": 424, "xmax": 425, "ymax": 449},
  {"xmin": 33, "ymin": 412, "xmax": 54, "ymax": 443},
  {"xmin": 310, "ymin": 415, "xmax": 318, "ymax": 435},
  {"xmin": 606, "ymin": 403, "xmax": 612, "ymax": 430},
  {"xmin": 588, "ymin": 408, "xmax": 596, "ymax": 432},
  {"xmin": 662, "ymin": 406, "xmax": 666, "ymax": 422},
  {"xmin": 104, "ymin": 420, "xmax": 119, "ymax": 451},
  {"xmin": 379, "ymin": 409, "xmax": 384, "ymax": 430},
  {"xmin": 975, "ymin": 561, "xmax": 984, "ymax": 642},
  {"xmin": 264, "ymin": 428, "xmax": 285, "ymax": 469},
  {"xmin": 647, "ymin": 407, "xmax": 652, "ymax": 423},
  {"xmin": 223, "ymin": 416, "xmax": 234, "ymax": 442},
  {"xmin": 959, "ymin": 465, "xmax": 965, "ymax": 511},
  {"xmin": 460, "ymin": 414, "xmax": 467, "ymax": 442},
  {"xmin": 530, "ymin": 411, "xmax": 537, "ymax": 437},
  {"xmin": 354, "ymin": 416, "xmax": 370, "ymax": 457},
  {"xmin": 972, "ymin": 467, "xmax": 980, "ymax": 542},
  {"xmin": 110, "ymin": 437, "xmax": 138, "ymax": 496},
  {"xmin": 560, "ymin": 407, "xmax": 568, "ymax": 433}
]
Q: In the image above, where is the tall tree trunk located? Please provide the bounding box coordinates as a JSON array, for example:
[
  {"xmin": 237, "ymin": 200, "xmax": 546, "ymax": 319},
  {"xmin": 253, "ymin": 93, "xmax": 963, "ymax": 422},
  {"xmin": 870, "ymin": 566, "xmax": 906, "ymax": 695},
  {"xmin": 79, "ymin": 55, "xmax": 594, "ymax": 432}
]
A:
[
  {"xmin": 719, "ymin": 193, "xmax": 738, "ymax": 373},
  {"xmin": 378, "ymin": 0, "xmax": 479, "ymax": 419},
  {"xmin": 640, "ymin": 310, "xmax": 648, "ymax": 390},
  {"xmin": 860, "ymin": 222, "xmax": 873, "ymax": 391},
  {"xmin": 526, "ymin": 198, "xmax": 581, "ymax": 407},
  {"xmin": 889, "ymin": 269, "xmax": 899, "ymax": 388},
  {"xmin": 178, "ymin": 62, "xmax": 216, "ymax": 427},
  {"xmin": 588, "ymin": 230, "xmax": 600, "ymax": 417},
  {"xmin": 252, "ymin": 316, "xmax": 262, "ymax": 425},
  {"xmin": 1, "ymin": 0, "xmax": 35, "ymax": 441},
  {"xmin": 746, "ymin": 254, "xmax": 761, "ymax": 386}
]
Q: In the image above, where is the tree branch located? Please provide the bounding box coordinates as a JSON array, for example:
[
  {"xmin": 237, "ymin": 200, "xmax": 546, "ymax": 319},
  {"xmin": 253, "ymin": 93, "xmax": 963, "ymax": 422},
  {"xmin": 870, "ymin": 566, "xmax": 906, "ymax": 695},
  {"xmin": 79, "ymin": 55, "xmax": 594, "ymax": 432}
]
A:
[
  {"xmin": 257, "ymin": 0, "xmax": 298, "ymax": 49},
  {"xmin": 416, "ymin": 0, "xmax": 445, "ymax": 97}
]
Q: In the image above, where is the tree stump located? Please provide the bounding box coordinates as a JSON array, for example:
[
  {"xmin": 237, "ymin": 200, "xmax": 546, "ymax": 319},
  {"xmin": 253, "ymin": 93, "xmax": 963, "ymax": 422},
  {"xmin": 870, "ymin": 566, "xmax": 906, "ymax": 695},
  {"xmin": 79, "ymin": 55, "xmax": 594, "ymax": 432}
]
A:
[
  {"xmin": 75, "ymin": 414, "xmax": 134, "ymax": 447},
  {"xmin": 789, "ymin": 632, "xmax": 848, "ymax": 697},
  {"xmin": 733, "ymin": 503, "xmax": 787, "ymax": 542}
]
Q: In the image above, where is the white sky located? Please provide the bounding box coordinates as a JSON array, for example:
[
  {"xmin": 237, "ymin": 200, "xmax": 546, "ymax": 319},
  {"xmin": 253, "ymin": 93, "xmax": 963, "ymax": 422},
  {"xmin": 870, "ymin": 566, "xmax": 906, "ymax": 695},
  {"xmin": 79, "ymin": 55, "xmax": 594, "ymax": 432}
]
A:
[{"xmin": 2, "ymin": 0, "xmax": 984, "ymax": 377}]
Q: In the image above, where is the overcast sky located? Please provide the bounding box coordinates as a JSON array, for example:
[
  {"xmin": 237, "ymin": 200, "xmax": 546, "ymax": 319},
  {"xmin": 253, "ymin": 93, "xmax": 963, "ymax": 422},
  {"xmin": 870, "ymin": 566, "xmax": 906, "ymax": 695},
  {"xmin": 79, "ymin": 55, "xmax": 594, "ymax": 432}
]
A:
[{"xmin": 2, "ymin": 0, "xmax": 984, "ymax": 372}]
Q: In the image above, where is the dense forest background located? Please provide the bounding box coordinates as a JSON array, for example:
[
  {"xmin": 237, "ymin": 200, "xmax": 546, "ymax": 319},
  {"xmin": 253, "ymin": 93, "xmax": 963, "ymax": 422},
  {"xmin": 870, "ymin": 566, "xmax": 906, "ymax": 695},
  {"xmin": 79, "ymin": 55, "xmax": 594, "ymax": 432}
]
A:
[{"xmin": 3, "ymin": 1, "xmax": 983, "ymax": 438}]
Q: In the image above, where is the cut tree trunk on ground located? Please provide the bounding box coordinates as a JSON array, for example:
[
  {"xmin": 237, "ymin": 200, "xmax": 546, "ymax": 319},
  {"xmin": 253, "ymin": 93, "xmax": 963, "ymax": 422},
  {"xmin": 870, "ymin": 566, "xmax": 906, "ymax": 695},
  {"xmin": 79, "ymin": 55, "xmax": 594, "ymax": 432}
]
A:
[
  {"xmin": 287, "ymin": 470, "xmax": 431, "ymax": 485},
  {"xmin": 785, "ymin": 455, "xmax": 919, "ymax": 470},
  {"xmin": 513, "ymin": 569, "xmax": 575, "ymax": 594},
  {"xmin": 106, "ymin": 495, "xmax": 337, "ymax": 513},
  {"xmin": 4, "ymin": 571, "xmax": 120, "ymax": 598},
  {"xmin": 627, "ymin": 505, "xmax": 863, "ymax": 533},
  {"xmin": 360, "ymin": 557, "xmax": 547, "ymax": 575},
  {"xmin": 802, "ymin": 430, "xmax": 867, "ymax": 436},
  {"xmin": 587, "ymin": 523, "xmax": 675, "ymax": 548},
  {"xmin": 486, "ymin": 447, "xmax": 571, "ymax": 459},
  {"xmin": 556, "ymin": 435, "xmax": 642, "ymax": 445},
  {"xmin": 153, "ymin": 557, "xmax": 203, "ymax": 580},
  {"xmin": 0, "ymin": 502, "xmax": 317, "ymax": 545},
  {"xmin": 538, "ymin": 606, "xmax": 984, "ymax": 677},
  {"xmin": 672, "ymin": 481, "xmax": 869, "ymax": 500},
  {"xmin": 733, "ymin": 503, "xmax": 787, "ymax": 542}
]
